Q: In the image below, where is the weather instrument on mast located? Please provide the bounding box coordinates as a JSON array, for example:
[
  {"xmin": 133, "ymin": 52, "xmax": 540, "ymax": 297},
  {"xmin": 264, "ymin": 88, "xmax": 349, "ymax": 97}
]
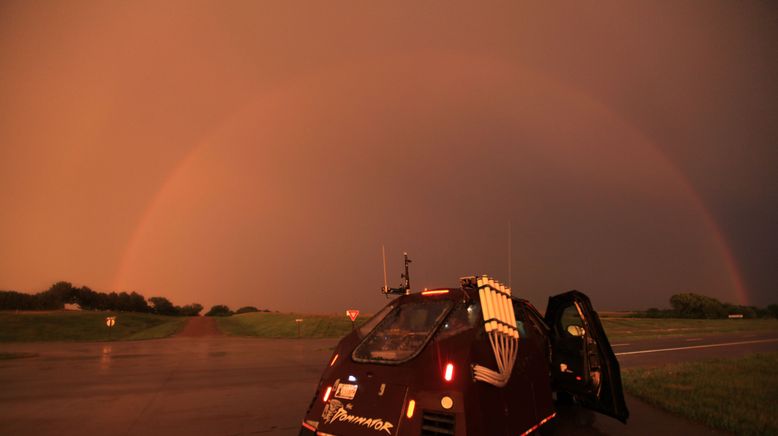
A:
[{"xmin": 381, "ymin": 247, "xmax": 412, "ymax": 296}]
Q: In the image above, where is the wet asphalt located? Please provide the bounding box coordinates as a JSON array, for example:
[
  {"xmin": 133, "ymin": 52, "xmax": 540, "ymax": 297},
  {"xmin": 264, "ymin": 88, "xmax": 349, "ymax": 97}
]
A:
[{"xmin": 0, "ymin": 319, "xmax": 775, "ymax": 436}]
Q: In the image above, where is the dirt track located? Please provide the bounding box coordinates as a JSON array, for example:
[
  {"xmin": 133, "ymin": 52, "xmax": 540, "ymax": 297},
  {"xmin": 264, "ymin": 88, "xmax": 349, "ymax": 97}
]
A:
[{"xmin": 175, "ymin": 316, "xmax": 222, "ymax": 337}]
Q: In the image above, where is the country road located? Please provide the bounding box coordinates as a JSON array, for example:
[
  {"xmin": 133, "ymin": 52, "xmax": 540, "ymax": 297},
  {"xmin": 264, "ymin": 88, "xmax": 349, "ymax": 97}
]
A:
[{"xmin": 0, "ymin": 320, "xmax": 775, "ymax": 435}]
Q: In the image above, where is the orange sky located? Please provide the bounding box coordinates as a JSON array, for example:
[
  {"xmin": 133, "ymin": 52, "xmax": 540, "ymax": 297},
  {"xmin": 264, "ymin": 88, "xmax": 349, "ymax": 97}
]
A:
[{"xmin": 1, "ymin": 1, "xmax": 775, "ymax": 313}]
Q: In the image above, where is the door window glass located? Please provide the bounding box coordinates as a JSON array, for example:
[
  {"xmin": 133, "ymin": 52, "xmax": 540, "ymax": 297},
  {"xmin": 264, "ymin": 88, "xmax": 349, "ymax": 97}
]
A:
[{"xmin": 559, "ymin": 304, "xmax": 585, "ymax": 337}]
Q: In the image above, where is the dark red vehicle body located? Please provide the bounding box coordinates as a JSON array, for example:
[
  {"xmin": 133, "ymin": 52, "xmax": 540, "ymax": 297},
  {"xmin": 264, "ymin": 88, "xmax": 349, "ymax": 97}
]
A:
[{"xmin": 300, "ymin": 280, "xmax": 628, "ymax": 436}]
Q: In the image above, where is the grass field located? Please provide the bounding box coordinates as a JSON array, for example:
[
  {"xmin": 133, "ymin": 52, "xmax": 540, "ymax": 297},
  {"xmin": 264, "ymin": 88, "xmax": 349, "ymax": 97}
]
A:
[
  {"xmin": 623, "ymin": 352, "xmax": 778, "ymax": 436},
  {"xmin": 600, "ymin": 317, "xmax": 778, "ymax": 341},
  {"xmin": 2, "ymin": 309, "xmax": 776, "ymax": 342},
  {"xmin": 0, "ymin": 311, "xmax": 186, "ymax": 342},
  {"xmin": 217, "ymin": 311, "xmax": 777, "ymax": 340},
  {"xmin": 217, "ymin": 312, "xmax": 368, "ymax": 338}
]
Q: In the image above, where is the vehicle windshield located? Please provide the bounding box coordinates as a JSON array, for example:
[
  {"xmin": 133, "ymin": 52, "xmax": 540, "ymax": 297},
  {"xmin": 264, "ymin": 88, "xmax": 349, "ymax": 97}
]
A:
[
  {"xmin": 352, "ymin": 300, "xmax": 453, "ymax": 363},
  {"xmin": 356, "ymin": 302, "xmax": 397, "ymax": 339}
]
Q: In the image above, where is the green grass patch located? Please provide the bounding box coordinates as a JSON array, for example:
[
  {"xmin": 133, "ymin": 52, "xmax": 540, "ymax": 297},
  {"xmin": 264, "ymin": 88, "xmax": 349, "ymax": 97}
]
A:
[
  {"xmin": 0, "ymin": 311, "xmax": 187, "ymax": 342},
  {"xmin": 623, "ymin": 352, "xmax": 778, "ymax": 436},
  {"xmin": 217, "ymin": 312, "xmax": 367, "ymax": 338},
  {"xmin": 600, "ymin": 317, "xmax": 778, "ymax": 341}
]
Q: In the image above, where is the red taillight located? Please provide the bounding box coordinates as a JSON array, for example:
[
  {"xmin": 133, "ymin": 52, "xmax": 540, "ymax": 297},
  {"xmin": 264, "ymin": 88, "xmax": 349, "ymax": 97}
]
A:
[
  {"xmin": 421, "ymin": 289, "xmax": 449, "ymax": 296},
  {"xmin": 322, "ymin": 386, "xmax": 332, "ymax": 402},
  {"xmin": 444, "ymin": 363, "xmax": 454, "ymax": 382}
]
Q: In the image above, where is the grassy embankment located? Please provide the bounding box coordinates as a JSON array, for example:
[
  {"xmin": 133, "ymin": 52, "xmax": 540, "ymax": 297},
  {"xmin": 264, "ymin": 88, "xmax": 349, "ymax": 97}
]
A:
[
  {"xmin": 600, "ymin": 317, "xmax": 778, "ymax": 341},
  {"xmin": 623, "ymin": 352, "xmax": 778, "ymax": 436},
  {"xmin": 217, "ymin": 312, "xmax": 368, "ymax": 338},
  {"xmin": 0, "ymin": 311, "xmax": 186, "ymax": 342}
]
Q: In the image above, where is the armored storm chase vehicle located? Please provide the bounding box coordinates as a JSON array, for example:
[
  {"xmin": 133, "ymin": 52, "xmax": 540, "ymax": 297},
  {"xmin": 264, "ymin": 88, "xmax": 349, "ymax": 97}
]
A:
[{"xmin": 300, "ymin": 273, "xmax": 628, "ymax": 436}]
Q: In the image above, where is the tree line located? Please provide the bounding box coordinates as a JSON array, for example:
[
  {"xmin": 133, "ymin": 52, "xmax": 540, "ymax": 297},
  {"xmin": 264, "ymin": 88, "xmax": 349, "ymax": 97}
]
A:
[
  {"xmin": 635, "ymin": 292, "xmax": 778, "ymax": 319},
  {"xmin": 0, "ymin": 281, "xmax": 269, "ymax": 317}
]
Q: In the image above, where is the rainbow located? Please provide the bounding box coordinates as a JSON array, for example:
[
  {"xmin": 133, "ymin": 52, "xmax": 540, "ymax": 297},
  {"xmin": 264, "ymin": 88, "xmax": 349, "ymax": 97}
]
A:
[{"xmin": 113, "ymin": 53, "xmax": 749, "ymax": 306}]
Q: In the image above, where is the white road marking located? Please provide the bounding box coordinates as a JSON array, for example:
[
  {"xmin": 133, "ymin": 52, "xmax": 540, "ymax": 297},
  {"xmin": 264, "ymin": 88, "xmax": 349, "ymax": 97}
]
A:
[{"xmin": 615, "ymin": 338, "xmax": 778, "ymax": 356}]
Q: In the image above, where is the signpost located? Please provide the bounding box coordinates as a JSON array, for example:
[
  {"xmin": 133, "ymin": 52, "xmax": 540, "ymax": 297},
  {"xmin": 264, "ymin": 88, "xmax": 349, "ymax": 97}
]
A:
[
  {"xmin": 295, "ymin": 318, "xmax": 303, "ymax": 337},
  {"xmin": 346, "ymin": 309, "xmax": 359, "ymax": 330}
]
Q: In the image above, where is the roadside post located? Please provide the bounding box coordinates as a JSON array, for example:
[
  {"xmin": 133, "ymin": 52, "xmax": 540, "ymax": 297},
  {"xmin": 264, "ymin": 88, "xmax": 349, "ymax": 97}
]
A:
[
  {"xmin": 105, "ymin": 316, "xmax": 116, "ymax": 340},
  {"xmin": 295, "ymin": 318, "xmax": 303, "ymax": 337},
  {"xmin": 346, "ymin": 309, "xmax": 359, "ymax": 330}
]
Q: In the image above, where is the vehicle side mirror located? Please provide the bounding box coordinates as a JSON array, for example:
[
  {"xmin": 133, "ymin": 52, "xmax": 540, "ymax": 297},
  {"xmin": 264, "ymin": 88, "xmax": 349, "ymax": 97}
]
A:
[{"xmin": 567, "ymin": 325, "xmax": 585, "ymax": 337}]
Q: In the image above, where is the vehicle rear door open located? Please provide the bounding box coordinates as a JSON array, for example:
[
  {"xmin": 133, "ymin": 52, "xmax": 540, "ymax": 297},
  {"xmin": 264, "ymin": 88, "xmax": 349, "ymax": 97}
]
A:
[{"xmin": 545, "ymin": 290, "xmax": 629, "ymax": 423}]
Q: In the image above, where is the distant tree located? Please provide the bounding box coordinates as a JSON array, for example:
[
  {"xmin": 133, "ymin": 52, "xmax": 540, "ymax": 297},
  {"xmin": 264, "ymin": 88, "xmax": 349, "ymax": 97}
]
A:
[
  {"xmin": 236, "ymin": 306, "xmax": 259, "ymax": 314},
  {"xmin": 205, "ymin": 305, "xmax": 233, "ymax": 317},
  {"xmin": 768, "ymin": 304, "xmax": 778, "ymax": 319},
  {"xmin": 149, "ymin": 297, "xmax": 177, "ymax": 316},
  {"xmin": 0, "ymin": 290, "xmax": 39, "ymax": 310},
  {"xmin": 669, "ymin": 293, "xmax": 727, "ymax": 319},
  {"xmin": 28, "ymin": 281, "xmax": 77, "ymax": 309},
  {"xmin": 178, "ymin": 303, "xmax": 204, "ymax": 316},
  {"xmin": 754, "ymin": 306, "xmax": 769, "ymax": 318},
  {"xmin": 117, "ymin": 292, "xmax": 133, "ymax": 311},
  {"xmin": 128, "ymin": 292, "xmax": 150, "ymax": 313},
  {"xmin": 74, "ymin": 286, "xmax": 99, "ymax": 310},
  {"xmin": 725, "ymin": 305, "xmax": 758, "ymax": 319},
  {"xmin": 106, "ymin": 292, "xmax": 120, "ymax": 311}
]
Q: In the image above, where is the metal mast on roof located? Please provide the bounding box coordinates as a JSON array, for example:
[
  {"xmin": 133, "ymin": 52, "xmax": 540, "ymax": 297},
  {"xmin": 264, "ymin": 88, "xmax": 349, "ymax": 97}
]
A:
[{"xmin": 380, "ymin": 249, "xmax": 412, "ymax": 296}]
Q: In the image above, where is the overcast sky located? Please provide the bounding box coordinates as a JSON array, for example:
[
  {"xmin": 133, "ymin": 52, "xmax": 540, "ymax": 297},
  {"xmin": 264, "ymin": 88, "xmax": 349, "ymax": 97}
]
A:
[{"xmin": 1, "ymin": 1, "xmax": 775, "ymax": 313}]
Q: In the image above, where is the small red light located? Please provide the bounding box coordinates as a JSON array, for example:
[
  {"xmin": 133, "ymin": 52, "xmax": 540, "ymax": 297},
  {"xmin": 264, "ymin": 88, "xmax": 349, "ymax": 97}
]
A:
[
  {"xmin": 444, "ymin": 363, "xmax": 454, "ymax": 382},
  {"xmin": 323, "ymin": 386, "xmax": 332, "ymax": 402},
  {"xmin": 575, "ymin": 376, "xmax": 582, "ymax": 381},
  {"xmin": 421, "ymin": 289, "xmax": 449, "ymax": 296}
]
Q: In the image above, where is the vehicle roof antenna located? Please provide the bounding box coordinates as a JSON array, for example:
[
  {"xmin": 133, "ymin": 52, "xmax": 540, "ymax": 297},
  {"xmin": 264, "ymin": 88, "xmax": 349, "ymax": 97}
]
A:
[
  {"xmin": 381, "ymin": 245, "xmax": 389, "ymax": 294},
  {"xmin": 402, "ymin": 252, "xmax": 411, "ymax": 295},
  {"xmin": 380, "ymin": 249, "xmax": 412, "ymax": 296}
]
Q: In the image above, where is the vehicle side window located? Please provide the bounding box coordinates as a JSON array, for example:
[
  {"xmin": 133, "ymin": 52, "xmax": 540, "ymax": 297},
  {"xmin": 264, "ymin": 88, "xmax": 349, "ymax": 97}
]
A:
[
  {"xmin": 519, "ymin": 303, "xmax": 546, "ymax": 340},
  {"xmin": 512, "ymin": 301, "xmax": 528, "ymax": 338},
  {"xmin": 436, "ymin": 302, "xmax": 480, "ymax": 340}
]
